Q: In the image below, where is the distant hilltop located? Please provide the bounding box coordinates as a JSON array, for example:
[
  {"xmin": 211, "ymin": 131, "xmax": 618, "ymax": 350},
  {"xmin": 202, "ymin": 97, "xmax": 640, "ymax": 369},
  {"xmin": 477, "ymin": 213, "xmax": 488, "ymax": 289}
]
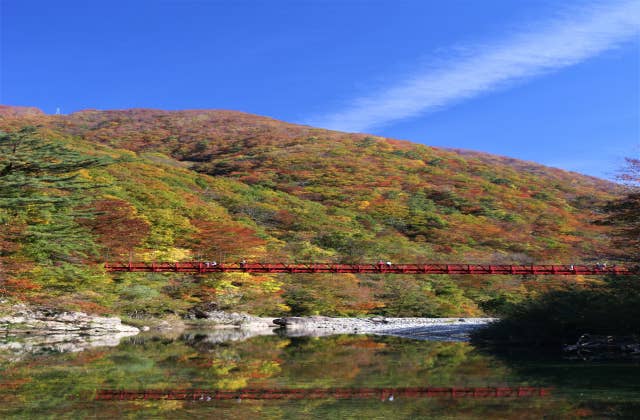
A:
[{"xmin": 0, "ymin": 104, "xmax": 45, "ymax": 117}]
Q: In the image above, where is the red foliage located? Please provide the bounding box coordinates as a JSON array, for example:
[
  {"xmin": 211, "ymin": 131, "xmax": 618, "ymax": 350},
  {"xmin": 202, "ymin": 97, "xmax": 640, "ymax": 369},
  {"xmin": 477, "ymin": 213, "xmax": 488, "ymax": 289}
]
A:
[
  {"xmin": 1, "ymin": 278, "xmax": 41, "ymax": 300},
  {"xmin": 0, "ymin": 222, "xmax": 31, "ymax": 279},
  {"xmin": 68, "ymin": 300, "xmax": 111, "ymax": 315},
  {"xmin": 181, "ymin": 219, "xmax": 266, "ymax": 260},
  {"xmin": 78, "ymin": 199, "xmax": 150, "ymax": 258}
]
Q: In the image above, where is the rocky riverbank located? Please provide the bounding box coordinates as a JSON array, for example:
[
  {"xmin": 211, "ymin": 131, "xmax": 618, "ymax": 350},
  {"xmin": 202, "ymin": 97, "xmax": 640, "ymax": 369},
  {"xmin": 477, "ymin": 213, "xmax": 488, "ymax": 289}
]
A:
[
  {"xmin": 187, "ymin": 309, "xmax": 276, "ymax": 331},
  {"xmin": 0, "ymin": 305, "xmax": 139, "ymax": 334},
  {"xmin": 189, "ymin": 311, "xmax": 496, "ymax": 342},
  {"xmin": 0, "ymin": 305, "xmax": 496, "ymax": 360},
  {"xmin": 564, "ymin": 334, "xmax": 640, "ymax": 360},
  {"xmin": 273, "ymin": 316, "xmax": 496, "ymax": 341},
  {"xmin": 0, "ymin": 304, "xmax": 139, "ymax": 360}
]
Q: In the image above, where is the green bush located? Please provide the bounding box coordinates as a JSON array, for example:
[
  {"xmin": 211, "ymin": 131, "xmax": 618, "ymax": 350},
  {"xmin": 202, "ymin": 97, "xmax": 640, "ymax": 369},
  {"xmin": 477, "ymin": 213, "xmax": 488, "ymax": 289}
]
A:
[{"xmin": 472, "ymin": 275, "xmax": 640, "ymax": 346}]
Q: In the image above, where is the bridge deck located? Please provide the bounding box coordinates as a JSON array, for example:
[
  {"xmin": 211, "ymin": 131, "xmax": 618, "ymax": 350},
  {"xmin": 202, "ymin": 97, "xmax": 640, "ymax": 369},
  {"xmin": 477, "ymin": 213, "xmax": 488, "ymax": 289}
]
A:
[
  {"xmin": 104, "ymin": 262, "xmax": 638, "ymax": 275},
  {"xmin": 95, "ymin": 386, "xmax": 551, "ymax": 400}
]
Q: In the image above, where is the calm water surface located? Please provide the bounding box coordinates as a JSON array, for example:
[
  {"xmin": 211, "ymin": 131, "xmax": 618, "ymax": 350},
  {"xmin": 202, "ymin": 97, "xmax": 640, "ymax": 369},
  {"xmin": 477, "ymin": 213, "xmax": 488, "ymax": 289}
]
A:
[{"xmin": 1, "ymin": 330, "xmax": 639, "ymax": 418}]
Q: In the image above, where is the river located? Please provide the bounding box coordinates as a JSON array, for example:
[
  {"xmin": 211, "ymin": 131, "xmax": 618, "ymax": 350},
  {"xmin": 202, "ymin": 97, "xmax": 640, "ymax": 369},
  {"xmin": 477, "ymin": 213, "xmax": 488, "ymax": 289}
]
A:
[{"xmin": 1, "ymin": 328, "xmax": 639, "ymax": 418}]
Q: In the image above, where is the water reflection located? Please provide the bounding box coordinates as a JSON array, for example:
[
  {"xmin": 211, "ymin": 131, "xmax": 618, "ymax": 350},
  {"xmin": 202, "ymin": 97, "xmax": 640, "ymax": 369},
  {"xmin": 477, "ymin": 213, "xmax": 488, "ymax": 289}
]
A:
[
  {"xmin": 95, "ymin": 386, "xmax": 552, "ymax": 401},
  {"xmin": 0, "ymin": 330, "xmax": 138, "ymax": 361},
  {"xmin": 0, "ymin": 330, "xmax": 638, "ymax": 418}
]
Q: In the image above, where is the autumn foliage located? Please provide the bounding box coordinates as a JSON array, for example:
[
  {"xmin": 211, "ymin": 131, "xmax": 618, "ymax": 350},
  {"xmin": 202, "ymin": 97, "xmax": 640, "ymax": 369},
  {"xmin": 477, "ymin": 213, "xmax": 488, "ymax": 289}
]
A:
[
  {"xmin": 0, "ymin": 106, "xmax": 626, "ymax": 317},
  {"xmin": 601, "ymin": 158, "xmax": 640, "ymax": 262},
  {"xmin": 180, "ymin": 219, "xmax": 266, "ymax": 261},
  {"xmin": 78, "ymin": 198, "xmax": 151, "ymax": 258}
]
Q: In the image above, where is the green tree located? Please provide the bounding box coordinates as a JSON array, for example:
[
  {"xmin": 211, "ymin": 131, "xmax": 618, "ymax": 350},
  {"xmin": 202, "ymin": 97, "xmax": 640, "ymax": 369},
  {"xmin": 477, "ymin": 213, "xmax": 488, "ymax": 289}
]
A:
[
  {"xmin": 0, "ymin": 127, "xmax": 113, "ymax": 293},
  {"xmin": 0, "ymin": 127, "xmax": 107, "ymax": 208},
  {"xmin": 473, "ymin": 158, "xmax": 640, "ymax": 346}
]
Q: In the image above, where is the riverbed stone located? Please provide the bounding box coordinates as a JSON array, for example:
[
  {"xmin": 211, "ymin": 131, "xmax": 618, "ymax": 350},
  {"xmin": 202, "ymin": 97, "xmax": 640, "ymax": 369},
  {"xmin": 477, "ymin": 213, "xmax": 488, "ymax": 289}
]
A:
[
  {"xmin": 271, "ymin": 316, "xmax": 497, "ymax": 340},
  {"xmin": 0, "ymin": 304, "xmax": 139, "ymax": 334}
]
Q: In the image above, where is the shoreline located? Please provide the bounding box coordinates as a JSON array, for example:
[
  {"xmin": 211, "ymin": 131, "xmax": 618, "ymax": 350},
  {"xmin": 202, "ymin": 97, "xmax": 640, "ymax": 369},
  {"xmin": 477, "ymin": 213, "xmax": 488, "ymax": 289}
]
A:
[
  {"xmin": 270, "ymin": 316, "xmax": 497, "ymax": 341},
  {"xmin": 0, "ymin": 303, "xmax": 497, "ymax": 358},
  {"xmin": 187, "ymin": 311, "xmax": 497, "ymax": 342}
]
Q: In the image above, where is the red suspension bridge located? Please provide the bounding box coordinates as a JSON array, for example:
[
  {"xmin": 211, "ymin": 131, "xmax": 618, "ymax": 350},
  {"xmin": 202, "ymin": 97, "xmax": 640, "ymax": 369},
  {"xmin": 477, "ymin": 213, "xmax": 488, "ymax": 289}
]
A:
[
  {"xmin": 104, "ymin": 262, "xmax": 639, "ymax": 275},
  {"xmin": 94, "ymin": 386, "xmax": 551, "ymax": 401}
]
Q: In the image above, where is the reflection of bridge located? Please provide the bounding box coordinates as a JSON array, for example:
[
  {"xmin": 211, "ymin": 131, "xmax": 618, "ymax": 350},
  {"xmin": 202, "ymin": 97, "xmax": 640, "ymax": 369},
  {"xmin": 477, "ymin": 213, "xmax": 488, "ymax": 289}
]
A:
[
  {"xmin": 105, "ymin": 262, "xmax": 638, "ymax": 276},
  {"xmin": 95, "ymin": 386, "xmax": 551, "ymax": 401}
]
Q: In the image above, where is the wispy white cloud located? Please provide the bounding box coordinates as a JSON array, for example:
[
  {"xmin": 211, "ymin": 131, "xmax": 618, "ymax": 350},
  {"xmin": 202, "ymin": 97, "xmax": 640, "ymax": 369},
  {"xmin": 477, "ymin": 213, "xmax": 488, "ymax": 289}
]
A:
[{"xmin": 307, "ymin": 0, "xmax": 640, "ymax": 132}]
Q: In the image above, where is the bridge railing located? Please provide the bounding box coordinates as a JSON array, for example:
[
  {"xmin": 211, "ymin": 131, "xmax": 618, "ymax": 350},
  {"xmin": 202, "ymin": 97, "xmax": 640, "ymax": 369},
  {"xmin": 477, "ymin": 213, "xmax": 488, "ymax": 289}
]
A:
[
  {"xmin": 94, "ymin": 386, "xmax": 552, "ymax": 400},
  {"xmin": 103, "ymin": 262, "xmax": 639, "ymax": 275}
]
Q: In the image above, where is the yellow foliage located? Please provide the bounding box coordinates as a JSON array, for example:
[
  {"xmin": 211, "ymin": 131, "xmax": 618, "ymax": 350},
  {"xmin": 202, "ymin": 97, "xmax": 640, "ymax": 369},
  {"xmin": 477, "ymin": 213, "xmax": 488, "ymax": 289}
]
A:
[
  {"xmin": 141, "ymin": 247, "xmax": 193, "ymax": 261},
  {"xmin": 135, "ymin": 401, "xmax": 184, "ymax": 411},
  {"xmin": 216, "ymin": 378, "xmax": 248, "ymax": 390},
  {"xmin": 276, "ymin": 338, "xmax": 291, "ymax": 348},
  {"xmin": 276, "ymin": 303, "xmax": 291, "ymax": 313},
  {"xmin": 258, "ymin": 360, "xmax": 281, "ymax": 375},
  {"xmin": 246, "ymin": 245, "xmax": 268, "ymax": 260},
  {"xmin": 76, "ymin": 169, "xmax": 92, "ymax": 179},
  {"xmin": 222, "ymin": 272, "xmax": 253, "ymax": 284},
  {"xmin": 333, "ymin": 215, "xmax": 354, "ymax": 224}
]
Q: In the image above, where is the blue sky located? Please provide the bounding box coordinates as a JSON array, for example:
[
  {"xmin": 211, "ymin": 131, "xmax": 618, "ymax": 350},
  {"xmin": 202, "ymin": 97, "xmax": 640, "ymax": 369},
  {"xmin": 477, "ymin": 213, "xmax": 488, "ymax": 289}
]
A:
[{"xmin": 1, "ymin": 0, "xmax": 638, "ymax": 180}]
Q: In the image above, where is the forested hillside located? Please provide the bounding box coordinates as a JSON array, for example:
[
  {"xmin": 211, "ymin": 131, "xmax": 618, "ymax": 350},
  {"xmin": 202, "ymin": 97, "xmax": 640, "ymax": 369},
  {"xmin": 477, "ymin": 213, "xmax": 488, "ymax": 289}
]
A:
[{"xmin": 0, "ymin": 105, "xmax": 621, "ymax": 318}]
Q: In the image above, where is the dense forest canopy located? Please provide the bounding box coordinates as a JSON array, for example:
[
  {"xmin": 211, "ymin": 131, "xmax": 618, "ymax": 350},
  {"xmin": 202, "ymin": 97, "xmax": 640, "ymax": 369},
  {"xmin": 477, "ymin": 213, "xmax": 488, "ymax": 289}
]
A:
[
  {"xmin": 601, "ymin": 158, "xmax": 639, "ymax": 262},
  {"xmin": 472, "ymin": 158, "xmax": 640, "ymax": 346},
  {"xmin": 0, "ymin": 105, "xmax": 627, "ymax": 317}
]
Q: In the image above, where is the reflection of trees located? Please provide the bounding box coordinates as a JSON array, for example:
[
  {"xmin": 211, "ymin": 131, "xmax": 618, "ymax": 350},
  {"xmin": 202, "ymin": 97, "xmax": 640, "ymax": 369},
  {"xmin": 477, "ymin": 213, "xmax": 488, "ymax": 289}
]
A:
[
  {"xmin": 476, "ymin": 349, "xmax": 640, "ymax": 418},
  {"xmin": 0, "ymin": 333, "xmax": 575, "ymax": 418},
  {"xmin": 278, "ymin": 336, "xmax": 515, "ymax": 388}
]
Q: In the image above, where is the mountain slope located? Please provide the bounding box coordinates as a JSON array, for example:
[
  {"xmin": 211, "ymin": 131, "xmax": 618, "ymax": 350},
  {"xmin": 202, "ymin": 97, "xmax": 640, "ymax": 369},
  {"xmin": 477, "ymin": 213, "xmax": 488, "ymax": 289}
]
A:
[{"xmin": 0, "ymin": 106, "xmax": 620, "ymax": 318}]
